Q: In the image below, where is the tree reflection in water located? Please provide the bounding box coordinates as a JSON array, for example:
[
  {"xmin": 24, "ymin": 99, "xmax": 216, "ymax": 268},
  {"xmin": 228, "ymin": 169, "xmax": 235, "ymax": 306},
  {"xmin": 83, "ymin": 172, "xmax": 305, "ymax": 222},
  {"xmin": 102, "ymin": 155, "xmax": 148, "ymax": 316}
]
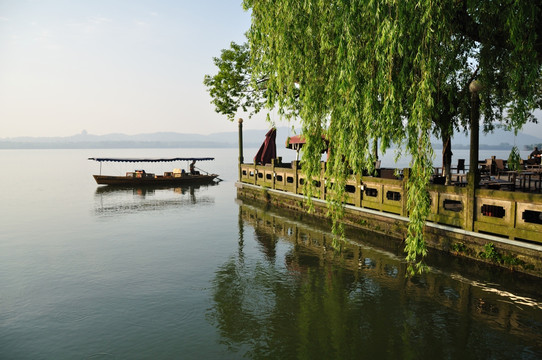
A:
[{"xmin": 208, "ymin": 203, "xmax": 542, "ymax": 359}]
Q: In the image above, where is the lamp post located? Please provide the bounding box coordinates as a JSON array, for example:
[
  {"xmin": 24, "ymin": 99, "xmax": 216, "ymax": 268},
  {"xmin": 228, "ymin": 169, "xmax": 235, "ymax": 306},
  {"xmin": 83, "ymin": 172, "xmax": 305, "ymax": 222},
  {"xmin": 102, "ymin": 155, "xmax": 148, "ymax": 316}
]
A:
[
  {"xmin": 469, "ymin": 80, "xmax": 482, "ymax": 186},
  {"xmin": 238, "ymin": 118, "xmax": 244, "ymax": 181},
  {"xmin": 465, "ymin": 80, "xmax": 482, "ymax": 231}
]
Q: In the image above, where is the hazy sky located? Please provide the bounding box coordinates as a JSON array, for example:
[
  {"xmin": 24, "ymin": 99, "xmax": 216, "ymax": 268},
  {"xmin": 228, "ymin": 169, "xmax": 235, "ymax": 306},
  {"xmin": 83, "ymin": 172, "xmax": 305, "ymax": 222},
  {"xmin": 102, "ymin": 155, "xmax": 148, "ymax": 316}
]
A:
[
  {"xmin": 0, "ymin": 0, "xmax": 279, "ymax": 138},
  {"xmin": 1, "ymin": 1, "xmax": 540, "ymax": 139}
]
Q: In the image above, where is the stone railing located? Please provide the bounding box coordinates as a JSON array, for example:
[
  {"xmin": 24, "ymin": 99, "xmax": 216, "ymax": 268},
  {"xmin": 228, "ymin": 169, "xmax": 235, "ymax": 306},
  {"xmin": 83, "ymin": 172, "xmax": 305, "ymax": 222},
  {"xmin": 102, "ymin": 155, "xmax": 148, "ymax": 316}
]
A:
[{"xmin": 239, "ymin": 160, "xmax": 542, "ymax": 244}]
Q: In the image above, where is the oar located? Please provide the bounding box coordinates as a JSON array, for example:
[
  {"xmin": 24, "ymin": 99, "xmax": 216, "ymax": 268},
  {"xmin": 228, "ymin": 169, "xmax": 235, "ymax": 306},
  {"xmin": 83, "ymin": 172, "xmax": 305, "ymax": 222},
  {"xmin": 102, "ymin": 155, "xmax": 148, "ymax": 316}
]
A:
[{"xmin": 195, "ymin": 166, "xmax": 223, "ymax": 182}]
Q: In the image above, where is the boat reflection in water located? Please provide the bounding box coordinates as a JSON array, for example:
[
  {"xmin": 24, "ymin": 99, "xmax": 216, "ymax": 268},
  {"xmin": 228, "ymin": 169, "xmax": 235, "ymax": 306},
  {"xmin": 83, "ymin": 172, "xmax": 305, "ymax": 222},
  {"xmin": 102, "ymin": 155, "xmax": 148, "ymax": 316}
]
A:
[
  {"xmin": 209, "ymin": 200, "xmax": 542, "ymax": 359},
  {"xmin": 94, "ymin": 183, "xmax": 216, "ymax": 216}
]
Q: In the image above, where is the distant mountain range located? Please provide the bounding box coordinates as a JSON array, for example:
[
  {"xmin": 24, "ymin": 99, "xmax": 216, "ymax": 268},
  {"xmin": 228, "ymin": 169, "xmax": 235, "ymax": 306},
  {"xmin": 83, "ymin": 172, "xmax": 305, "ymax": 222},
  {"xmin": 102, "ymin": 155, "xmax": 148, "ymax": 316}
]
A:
[
  {"xmin": 1, "ymin": 126, "xmax": 541, "ymax": 150},
  {"xmin": 432, "ymin": 128, "xmax": 542, "ymax": 150},
  {"xmin": 0, "ymin": 129, "xmax": 287, "ymax": 149}
]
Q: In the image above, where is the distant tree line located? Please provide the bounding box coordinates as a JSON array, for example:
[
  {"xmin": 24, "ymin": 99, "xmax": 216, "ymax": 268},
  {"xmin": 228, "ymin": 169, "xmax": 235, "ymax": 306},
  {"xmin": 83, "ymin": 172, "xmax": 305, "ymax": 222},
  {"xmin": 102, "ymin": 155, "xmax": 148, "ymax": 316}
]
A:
[
  {"xmin": 526, "ymin": 144, "xmax": 542, "ymax": 151},
  {"xmin": 0, "ymin": 141, "xmax": 238, "ymax": 149}
]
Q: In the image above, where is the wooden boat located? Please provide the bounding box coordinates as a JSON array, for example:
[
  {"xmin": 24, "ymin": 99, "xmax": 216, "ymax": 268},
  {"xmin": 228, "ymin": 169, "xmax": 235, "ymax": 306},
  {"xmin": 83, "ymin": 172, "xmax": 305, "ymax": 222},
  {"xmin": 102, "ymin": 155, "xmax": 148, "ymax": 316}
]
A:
[{"xmin": 88, "ymin": 157, "xmax": 220, "ymax": 186}]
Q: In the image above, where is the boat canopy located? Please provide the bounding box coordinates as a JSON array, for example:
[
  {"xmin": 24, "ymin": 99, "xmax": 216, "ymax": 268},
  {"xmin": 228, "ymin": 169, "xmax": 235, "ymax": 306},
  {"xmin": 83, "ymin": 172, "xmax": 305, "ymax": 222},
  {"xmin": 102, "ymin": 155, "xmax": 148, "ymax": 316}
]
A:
[{"xmin": 88, "ymin": 157, "xmax": 214, "ymax": 163}]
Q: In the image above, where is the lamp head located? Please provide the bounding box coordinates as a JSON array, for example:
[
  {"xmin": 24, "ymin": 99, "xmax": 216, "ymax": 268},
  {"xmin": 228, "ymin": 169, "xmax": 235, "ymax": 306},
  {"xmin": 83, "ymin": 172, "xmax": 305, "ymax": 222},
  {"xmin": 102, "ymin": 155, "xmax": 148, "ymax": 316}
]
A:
[{"xmin": 469, "ymin": 80, "xmax": 483, "ymax": 93}]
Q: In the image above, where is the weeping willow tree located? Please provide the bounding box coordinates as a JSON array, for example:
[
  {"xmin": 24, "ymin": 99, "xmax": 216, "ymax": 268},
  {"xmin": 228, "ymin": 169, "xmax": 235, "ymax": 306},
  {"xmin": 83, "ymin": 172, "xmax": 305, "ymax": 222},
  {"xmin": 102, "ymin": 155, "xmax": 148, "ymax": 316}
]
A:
[{"xmin": 241, "ymin": 0, "xmax": 541, "ymax": 273}]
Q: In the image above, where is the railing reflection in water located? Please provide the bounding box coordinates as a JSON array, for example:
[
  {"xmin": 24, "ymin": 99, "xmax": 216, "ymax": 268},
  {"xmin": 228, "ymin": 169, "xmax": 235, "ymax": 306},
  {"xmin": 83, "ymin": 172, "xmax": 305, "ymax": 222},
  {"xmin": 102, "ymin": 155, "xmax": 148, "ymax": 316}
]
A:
[{"xmin": 209, "ymin": 201, "xmax": 542, "ymax": 358}]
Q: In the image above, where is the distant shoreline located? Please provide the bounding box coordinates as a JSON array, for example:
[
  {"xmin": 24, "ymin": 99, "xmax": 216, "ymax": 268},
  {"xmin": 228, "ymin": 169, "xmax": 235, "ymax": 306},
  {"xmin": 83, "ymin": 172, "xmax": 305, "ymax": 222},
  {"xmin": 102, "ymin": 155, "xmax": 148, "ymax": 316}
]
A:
[
  {"xmin": 0, "ymin": 141, "xmax": 240, "ymax": 150},
  {"xmin": 0, "ymin": 141, "xmax": 530, "ymax": 150}
]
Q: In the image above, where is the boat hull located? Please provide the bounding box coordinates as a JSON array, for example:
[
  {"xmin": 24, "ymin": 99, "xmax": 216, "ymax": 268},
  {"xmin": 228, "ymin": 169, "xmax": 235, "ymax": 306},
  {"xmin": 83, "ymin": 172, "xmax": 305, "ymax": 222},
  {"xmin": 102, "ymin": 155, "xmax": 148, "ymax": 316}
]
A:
[{"xmin": 93, "ymin": 174, "xmax": 219, "ymax": 186}]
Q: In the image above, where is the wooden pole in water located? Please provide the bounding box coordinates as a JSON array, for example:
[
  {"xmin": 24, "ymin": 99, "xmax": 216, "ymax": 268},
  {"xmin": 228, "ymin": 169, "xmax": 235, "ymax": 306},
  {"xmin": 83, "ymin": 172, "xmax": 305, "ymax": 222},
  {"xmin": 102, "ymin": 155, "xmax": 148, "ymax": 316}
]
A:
[{"xmin": 238, "ymin": 118, "xmax": 244, "ymax": 181}]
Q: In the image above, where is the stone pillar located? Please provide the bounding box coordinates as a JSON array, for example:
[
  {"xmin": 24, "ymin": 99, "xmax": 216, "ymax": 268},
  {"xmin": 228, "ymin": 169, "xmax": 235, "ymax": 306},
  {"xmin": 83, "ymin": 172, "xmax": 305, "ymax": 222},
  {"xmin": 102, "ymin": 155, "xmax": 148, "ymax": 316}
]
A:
[
  {"xmin": 466, "ymin": 172, "xmax": 477, "ymax": 231},
  {"xmin": 401, "ymin": 168, "xmax": 410, "ymax": 217},
  {"xmin": 293, "ymin": 160, "xmax": 299, "ymax": 194},
  {"xmin": 321, "ymin": 162, "xmax": 326, "ymax": 200}
]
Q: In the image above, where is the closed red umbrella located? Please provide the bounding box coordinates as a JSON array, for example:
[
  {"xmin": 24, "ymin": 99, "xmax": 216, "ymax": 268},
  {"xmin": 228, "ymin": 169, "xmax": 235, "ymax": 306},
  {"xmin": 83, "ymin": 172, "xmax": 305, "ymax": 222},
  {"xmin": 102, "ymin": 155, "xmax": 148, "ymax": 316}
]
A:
[{"xmin": 254, "ymin": 128, "xmax": 277, "ymax": 165}]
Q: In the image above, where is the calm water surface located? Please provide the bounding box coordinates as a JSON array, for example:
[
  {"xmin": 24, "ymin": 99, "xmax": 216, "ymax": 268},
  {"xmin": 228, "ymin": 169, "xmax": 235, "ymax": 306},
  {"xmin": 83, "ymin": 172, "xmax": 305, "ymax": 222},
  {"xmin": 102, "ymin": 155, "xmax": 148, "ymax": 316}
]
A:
[{"xmin": 1, "ymin": 148, "xmax": 541, "ymax": 359}]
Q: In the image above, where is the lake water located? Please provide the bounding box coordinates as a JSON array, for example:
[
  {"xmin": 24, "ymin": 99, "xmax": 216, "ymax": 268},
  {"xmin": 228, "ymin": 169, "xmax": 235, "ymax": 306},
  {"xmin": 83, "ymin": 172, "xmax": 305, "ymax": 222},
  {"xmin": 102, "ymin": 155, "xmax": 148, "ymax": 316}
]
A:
[{"xmin": 1, "ymin": 147, "xmax": 542, "ymax": 359}]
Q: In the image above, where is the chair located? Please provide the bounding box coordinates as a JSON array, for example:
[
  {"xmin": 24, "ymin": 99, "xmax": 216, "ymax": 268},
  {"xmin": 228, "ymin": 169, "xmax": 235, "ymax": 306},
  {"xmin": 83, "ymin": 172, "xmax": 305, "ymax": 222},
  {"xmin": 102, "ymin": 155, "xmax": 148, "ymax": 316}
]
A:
[
  {"xmin": 457, "ymin": 159, "xmax": 465, "ymax": 173},
  {"xmin": 479, "ymin": 159, "xmax": 490, "ymax": 175},
  {"xmin": 451, "ymin": 159, "xmax": 466, "ymax": 173},
  {"xmin": 494, "ymin": 159, "xmax": 505, "ymax": 175},
  {"xmin": 432, "ymin": 175, "xmax": 446, "ymax": 185},
  {"xmin": 483, "ymin": 157, "xmax": 498, "ymax": 176}
]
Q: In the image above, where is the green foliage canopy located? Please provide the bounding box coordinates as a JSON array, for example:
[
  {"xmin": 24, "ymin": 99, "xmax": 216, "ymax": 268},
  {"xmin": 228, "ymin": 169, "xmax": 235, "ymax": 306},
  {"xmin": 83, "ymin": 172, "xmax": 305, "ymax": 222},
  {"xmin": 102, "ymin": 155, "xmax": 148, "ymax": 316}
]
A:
[
  {"xmin": 203, "ymin": 42, "xmax": 266, "ymax": 121},
  {"xmin": 242, "ymin": 0, "xmax": 541, "ymax": 273}
]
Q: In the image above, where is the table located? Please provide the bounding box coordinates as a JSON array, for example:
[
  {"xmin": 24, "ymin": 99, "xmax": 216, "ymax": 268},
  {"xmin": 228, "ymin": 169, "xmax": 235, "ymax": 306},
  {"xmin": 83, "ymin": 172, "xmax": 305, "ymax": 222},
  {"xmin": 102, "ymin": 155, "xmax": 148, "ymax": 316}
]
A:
[
  {"xmin": 452, "ymin": 173, "xmax": 467, "ymax": 186},
  {"xmin": 518, "ymin": 170, "xmax": 542, "ymax": 192},
  {"xmin": 480, "ymin": 178, "xmax": 515, "ymax": 191},
  {"xmin": 498, "ymin": 170, "xmax": 517, "ymax": 182}
]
